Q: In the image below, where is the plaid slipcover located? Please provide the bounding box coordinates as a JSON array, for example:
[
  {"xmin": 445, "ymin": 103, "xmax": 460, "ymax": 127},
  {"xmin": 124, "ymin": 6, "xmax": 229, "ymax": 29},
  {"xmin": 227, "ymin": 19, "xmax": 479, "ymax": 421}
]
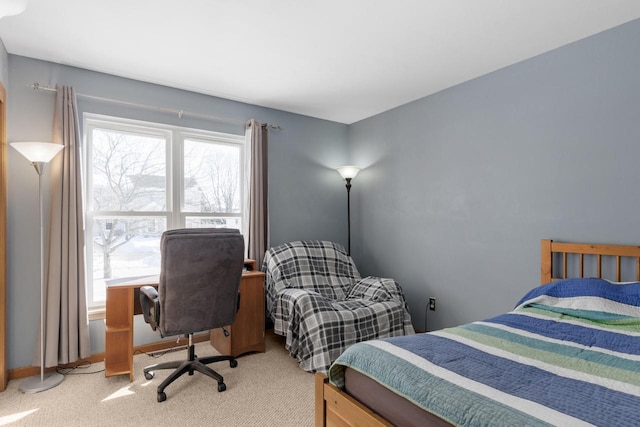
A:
[{"xmin": 263, "ymin": 240, "xmax": 414, "ymax": 373}]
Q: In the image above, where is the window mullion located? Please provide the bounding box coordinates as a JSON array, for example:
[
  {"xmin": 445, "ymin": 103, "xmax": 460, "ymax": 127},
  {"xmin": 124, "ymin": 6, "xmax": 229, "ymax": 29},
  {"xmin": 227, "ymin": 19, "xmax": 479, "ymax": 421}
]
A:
[{"xmin": 171, "ymin": 130, "xmax": 183, "ymax": 228}]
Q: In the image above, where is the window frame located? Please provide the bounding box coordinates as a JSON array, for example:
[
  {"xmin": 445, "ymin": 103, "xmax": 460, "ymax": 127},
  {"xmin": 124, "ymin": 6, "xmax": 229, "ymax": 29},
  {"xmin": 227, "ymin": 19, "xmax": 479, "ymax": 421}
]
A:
[{"xmin": 83, "ymin": 114, "xmax": 247, "ymax": 313}]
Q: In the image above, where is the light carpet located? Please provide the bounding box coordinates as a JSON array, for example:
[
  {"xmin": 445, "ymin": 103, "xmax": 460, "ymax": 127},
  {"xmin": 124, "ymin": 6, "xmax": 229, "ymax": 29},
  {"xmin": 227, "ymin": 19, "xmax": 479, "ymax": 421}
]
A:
[{"xmin": 0, "ymin": 332, "xmax": 315, "ymax": 426}]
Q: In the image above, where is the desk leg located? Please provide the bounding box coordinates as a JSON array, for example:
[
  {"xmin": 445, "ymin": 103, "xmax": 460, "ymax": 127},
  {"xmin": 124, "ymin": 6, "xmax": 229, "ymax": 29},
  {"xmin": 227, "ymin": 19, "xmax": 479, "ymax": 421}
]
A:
[{"xmin": 105, "ymin": 287, "xmax": 134, "ymax": 380}]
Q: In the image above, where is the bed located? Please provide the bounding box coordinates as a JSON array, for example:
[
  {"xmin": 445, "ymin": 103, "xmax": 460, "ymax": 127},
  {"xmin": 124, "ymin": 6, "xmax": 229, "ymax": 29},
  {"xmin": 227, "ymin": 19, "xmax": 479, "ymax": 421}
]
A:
[{"xmin": 315, "ymin": 239, "xmax": 640, "ymax": 426}]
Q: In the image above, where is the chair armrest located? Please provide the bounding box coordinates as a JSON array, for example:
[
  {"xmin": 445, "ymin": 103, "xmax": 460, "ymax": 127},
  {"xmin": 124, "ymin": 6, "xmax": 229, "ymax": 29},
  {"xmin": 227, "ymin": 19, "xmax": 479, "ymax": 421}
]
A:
[{"xmin": 140, "ymin": 285, "xmax": 160, "ymax": 331}]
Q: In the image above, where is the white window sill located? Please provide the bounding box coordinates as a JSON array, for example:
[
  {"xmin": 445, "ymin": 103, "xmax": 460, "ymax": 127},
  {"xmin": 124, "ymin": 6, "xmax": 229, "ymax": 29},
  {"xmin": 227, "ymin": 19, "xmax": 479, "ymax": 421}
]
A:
[{"xmin": 88, "ymin": 306, "xmax": 105, "ymax": 321}]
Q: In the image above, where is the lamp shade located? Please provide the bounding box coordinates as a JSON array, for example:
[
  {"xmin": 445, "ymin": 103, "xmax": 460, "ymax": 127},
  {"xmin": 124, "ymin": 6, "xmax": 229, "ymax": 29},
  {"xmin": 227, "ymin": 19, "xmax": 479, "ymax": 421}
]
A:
[
  {"xmin": 336, "ymin": 166, "xmax": 361, "ymax": 180},
  {"xmin": 11, "ymin": 142, "xmax": 63, "ymax": 163}
]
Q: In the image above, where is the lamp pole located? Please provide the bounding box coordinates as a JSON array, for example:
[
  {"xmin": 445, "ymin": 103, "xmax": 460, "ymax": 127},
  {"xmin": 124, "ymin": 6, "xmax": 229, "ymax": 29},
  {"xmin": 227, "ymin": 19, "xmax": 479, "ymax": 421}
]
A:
[
  {"xmin": 345, "ymin": 177, "xmax": 352, "ymax": 255},
  {"xmin": 36, "ymin": 164, "xmax": 45, "ymax": 386},
  {"xmin": 336, "ymin": 166, "xmax": 361, "ymax": 257}
]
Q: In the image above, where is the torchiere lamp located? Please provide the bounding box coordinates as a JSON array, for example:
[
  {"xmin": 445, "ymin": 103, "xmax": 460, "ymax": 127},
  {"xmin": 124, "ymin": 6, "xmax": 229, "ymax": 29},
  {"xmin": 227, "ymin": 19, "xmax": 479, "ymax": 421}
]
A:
[
  {"xmin": 11, "ymin": 142, "xmax": 64, "ymax": 393},
  {"xmin": 336, "ymin": 166, "xmax": 361, "ymax": 256}
]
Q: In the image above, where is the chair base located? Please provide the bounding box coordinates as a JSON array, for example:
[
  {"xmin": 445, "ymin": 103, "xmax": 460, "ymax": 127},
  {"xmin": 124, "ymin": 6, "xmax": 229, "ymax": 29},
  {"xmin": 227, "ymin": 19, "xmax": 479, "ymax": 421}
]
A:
[{"xmin": 143, "ymin": 336, "xmax": 237, "ymax": 402}]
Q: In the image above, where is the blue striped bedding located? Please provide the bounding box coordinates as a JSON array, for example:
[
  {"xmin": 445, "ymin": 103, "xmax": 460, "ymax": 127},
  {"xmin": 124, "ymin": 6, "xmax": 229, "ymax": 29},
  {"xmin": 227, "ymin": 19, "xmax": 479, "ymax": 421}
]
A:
[{"xmin": 329, "ymin": 278, "xmax": 640, "ymax": 426}]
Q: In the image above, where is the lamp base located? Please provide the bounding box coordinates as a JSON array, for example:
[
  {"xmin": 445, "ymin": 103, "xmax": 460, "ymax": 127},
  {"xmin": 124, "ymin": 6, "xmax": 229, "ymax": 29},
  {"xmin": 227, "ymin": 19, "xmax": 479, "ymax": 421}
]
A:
[{"xmin": 19, "ymin": 371, "xmax": 64, "ymax": 393}]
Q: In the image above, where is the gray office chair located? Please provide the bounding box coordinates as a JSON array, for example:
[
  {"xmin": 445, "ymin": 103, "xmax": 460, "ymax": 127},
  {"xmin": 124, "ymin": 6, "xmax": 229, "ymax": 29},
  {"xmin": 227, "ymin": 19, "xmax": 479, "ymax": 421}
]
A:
[{"xmin": 140, "ymin": 228, "xmax": 245, "ymax": 402}]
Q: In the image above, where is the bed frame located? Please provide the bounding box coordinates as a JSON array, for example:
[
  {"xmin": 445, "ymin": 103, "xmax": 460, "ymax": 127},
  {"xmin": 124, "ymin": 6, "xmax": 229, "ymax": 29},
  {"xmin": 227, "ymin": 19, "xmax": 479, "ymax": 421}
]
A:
[{"xmin": 315, "ymin": 239, "xmax": 640, "ymax": 427}]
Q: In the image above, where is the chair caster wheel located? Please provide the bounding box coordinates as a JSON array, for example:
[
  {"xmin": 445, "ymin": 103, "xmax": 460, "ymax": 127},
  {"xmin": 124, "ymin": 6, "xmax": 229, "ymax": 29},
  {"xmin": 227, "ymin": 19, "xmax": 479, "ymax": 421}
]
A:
[
  {"xmin": 157, "ymin": 392, "xmax": 166, "ymax": 402},
  {"xmin": 218, "ymin": 382, "xmax": 226, "ymax": 392},
  {"xmin": 230, "ymin": 359, "xmax": 238, "ymax": 368},
  {"xmin": 145, "ymin": 371, "xmax": 154, "ymax": 380}
]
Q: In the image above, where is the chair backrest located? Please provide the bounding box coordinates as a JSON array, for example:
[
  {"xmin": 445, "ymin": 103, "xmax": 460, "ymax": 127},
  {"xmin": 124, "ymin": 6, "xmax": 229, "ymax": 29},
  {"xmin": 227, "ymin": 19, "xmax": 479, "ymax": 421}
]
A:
[
  {"xmin": 158, "ymin": 228, "xmax": 245, "ymax": 337},
  {"xmin": 263, "ymin": 240, "xmax": 361, "ymax": 302}
]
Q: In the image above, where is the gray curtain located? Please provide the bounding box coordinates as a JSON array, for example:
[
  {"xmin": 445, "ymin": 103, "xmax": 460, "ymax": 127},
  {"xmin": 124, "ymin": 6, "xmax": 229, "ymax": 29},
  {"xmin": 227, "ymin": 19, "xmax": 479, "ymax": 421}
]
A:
[
  {"xmin": 246, "ymin": 119, "xmax": 268, "ymax": 267},
  {"xmin": 41, "ymin": 85, "xmax": 90, "ymax": 367}
]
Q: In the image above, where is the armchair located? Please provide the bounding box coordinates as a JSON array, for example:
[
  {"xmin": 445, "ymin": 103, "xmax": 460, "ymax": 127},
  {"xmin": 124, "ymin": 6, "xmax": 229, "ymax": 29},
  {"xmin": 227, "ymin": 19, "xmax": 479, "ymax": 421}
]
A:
[
  {"xmin": 140, "ymin": 228, "xmax": 245, "ymax": 402},
  {"xmin": 263, "ymin": 240, "xmax": 414, "ymax": 374}
]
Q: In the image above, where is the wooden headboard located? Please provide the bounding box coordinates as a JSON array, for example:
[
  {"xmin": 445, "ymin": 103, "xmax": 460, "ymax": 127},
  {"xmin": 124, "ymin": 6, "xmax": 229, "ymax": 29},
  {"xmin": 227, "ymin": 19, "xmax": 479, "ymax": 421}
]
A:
[{"xmin": 541, "ymin": 239, "xmax": 640, "ymax": 284}]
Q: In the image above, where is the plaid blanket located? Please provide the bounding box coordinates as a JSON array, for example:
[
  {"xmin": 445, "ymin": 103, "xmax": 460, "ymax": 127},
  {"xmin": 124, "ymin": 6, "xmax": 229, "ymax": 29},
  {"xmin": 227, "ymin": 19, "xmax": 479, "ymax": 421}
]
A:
[{"xmin": 263, "ymin": 240, "xmax": 414, "ymax": 373}]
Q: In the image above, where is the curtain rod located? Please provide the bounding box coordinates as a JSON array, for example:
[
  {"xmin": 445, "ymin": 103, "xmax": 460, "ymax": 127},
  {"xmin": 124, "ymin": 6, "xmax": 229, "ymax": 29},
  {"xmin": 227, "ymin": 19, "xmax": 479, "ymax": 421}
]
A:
[{"xmin": 28, "ymin": 83, "xmax": 281, "ymax": 130}]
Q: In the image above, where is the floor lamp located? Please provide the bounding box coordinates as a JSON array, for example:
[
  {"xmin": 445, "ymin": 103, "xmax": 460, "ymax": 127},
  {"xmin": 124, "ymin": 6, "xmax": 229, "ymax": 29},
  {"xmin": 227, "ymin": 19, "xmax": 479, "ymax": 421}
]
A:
[
  {"xmin": 336, "ymin": 166, "xmax": 361, "ymax": 256},
  {"xmin": 11, "ymin": 142, "xmax": 64, "ymax": 393}
]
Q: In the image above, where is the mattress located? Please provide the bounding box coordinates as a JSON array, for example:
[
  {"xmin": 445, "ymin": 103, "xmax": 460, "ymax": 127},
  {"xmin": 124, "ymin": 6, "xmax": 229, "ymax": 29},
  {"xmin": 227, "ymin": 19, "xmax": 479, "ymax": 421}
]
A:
[{"xmin": 344, "ymin": 367, "xmax": 453, "ymax": 426}]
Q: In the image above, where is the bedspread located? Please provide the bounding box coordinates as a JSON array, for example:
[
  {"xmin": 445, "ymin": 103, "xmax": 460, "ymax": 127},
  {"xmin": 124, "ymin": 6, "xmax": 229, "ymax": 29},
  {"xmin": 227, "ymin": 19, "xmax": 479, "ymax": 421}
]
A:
[{"xmin": 330, "ymin": 278, "xmax": 640, "ymax": 426}]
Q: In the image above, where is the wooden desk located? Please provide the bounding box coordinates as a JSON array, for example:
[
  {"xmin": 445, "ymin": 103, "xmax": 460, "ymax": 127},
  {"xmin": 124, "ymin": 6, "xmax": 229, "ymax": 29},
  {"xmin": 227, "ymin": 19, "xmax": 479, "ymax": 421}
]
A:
[{"xmin": 105, "ymin": 260, "xmax": 265, "ymax": 381}]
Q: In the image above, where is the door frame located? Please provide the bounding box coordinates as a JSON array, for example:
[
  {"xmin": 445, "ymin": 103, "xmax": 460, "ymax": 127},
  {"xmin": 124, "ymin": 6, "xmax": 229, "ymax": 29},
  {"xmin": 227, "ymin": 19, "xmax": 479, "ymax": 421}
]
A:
[{"xmin": 0, "ymin": 82, "xmax": 7, "ymax": 391}]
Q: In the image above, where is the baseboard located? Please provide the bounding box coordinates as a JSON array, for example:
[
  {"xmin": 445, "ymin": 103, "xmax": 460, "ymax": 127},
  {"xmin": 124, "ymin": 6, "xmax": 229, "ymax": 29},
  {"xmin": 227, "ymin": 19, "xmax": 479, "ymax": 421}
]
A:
[{"xmin": 8, "ymin": 332, "xmax": 210, "ymax": 381}]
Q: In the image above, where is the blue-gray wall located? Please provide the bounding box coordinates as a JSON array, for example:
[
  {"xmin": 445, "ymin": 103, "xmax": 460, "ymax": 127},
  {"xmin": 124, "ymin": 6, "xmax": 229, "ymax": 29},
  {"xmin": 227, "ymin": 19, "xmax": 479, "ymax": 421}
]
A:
[
  {"xmin": 6, "ymin": 55, "xmax": 348, "ymax": 369},
  {"xmin": 348, "ymin": 19, "xmax": 640, "ymax": 332}
]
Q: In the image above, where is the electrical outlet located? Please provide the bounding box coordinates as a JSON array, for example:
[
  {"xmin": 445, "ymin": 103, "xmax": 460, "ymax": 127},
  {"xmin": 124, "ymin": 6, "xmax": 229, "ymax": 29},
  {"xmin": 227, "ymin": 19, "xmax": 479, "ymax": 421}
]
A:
[{"xmin": 429, "ymin": 297, "xmax": 436, "ymax": 311}]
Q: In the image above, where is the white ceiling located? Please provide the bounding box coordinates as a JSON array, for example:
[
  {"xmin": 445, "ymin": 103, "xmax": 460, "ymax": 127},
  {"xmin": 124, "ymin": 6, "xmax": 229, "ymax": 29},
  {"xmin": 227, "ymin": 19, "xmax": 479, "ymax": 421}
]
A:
[{"xmin": 1, "ymin": 1, "xmax": 640, "ymax": 124}]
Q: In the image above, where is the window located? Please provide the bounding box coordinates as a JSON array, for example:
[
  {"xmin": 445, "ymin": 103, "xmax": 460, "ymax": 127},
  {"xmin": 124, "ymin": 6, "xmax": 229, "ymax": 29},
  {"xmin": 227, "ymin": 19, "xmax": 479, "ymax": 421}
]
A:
[{"xmin": 84, "ymin": 115, "xmax": 246, "ymax": 308}]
